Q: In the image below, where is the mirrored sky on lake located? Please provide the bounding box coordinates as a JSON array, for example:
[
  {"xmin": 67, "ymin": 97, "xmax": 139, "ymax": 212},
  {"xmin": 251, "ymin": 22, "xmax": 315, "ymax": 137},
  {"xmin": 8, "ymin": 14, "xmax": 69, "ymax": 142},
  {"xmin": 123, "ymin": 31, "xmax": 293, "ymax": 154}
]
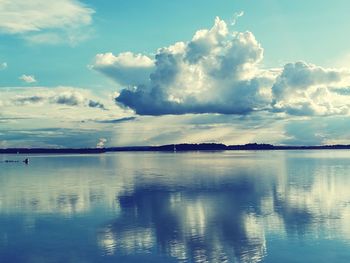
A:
[{"xmin": 1, "ymin": 151, "xmax": 350, "ymax": 262}]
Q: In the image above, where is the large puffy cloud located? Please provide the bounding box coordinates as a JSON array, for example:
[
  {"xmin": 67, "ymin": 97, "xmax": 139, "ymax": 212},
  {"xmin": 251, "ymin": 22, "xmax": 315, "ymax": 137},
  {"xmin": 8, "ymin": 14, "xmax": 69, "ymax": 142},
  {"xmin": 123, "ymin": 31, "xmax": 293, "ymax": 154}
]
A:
[
  {"xmin": 0, "ymin": 0, "xmax": 94, "ymax": 44},
  {"xmin": 272, "ymin": 62, "xmax": 350, "ymax": 116},
  {"xmin": 93, "ymin": 17, "xmax": 272, "ymax": 115},
  {"xmin": 93, "ymin": 17, "xmax": 350, "ymax": 117}
]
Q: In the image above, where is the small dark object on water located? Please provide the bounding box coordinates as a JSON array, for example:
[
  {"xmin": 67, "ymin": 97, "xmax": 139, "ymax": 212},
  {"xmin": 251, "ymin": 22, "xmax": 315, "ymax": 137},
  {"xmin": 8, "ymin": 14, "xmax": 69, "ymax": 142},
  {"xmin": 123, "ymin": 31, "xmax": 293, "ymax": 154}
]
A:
[
  {"xmin": 4, "ymin": 160, "xmax": 19, "ymax": 163},
  {"xmin": 2, "ymin": 158, "xmax": 29, "ymax": 164}
]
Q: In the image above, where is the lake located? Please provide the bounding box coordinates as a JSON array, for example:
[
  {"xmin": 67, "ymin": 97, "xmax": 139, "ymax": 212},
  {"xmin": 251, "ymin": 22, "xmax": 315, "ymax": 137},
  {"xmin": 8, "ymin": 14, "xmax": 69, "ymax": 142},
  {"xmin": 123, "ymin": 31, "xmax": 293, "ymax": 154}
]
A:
[{"xmin": 1, "ymin": 151, "xmax": 350, "ymax": 263}]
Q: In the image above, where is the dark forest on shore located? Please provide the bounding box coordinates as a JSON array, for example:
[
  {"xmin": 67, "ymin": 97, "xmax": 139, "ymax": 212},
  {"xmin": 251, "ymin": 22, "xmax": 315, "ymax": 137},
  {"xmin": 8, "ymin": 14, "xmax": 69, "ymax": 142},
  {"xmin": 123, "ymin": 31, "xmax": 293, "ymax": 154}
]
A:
[{"xmin": 2, "ymin": 143, "xmax": 350, "ymax": 154}]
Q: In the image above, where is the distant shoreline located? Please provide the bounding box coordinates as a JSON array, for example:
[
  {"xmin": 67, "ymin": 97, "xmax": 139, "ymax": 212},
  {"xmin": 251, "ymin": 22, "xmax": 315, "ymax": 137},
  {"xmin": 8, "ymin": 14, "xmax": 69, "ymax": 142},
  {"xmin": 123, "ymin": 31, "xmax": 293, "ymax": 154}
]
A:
[{"xmin": 1, "ymin": 143, "xmax": 350, "ymax": 154}]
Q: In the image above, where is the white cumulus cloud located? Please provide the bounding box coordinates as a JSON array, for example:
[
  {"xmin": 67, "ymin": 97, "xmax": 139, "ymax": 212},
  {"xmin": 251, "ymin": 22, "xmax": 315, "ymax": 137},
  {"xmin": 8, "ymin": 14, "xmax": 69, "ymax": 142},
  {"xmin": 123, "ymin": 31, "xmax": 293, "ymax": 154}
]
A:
[
  {"xmin": 93, "ymin": 16, "xmax": 350, "ymax": 117},
  {"xmin": 93, "ymin": 17, "xmax": 270, "ymax": 115},
  {"xmin": 272, "ymin": 62, "xmax": 350, "ymax": 116}
]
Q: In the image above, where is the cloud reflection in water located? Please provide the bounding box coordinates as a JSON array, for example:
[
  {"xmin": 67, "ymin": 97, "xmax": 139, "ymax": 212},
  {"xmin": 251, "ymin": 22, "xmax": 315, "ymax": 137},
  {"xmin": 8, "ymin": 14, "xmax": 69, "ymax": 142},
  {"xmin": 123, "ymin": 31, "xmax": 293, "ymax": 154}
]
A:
[{"xmin": 1, "ymin": 151, "xmax": 350, "ymax": 262}]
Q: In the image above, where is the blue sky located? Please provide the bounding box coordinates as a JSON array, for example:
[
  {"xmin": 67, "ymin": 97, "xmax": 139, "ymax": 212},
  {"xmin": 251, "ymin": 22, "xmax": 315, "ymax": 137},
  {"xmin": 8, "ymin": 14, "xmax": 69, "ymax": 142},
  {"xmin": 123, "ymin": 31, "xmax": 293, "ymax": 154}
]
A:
[{"xmin": 1, "ymin": 0, "xmax": 350, "ymax": 147}]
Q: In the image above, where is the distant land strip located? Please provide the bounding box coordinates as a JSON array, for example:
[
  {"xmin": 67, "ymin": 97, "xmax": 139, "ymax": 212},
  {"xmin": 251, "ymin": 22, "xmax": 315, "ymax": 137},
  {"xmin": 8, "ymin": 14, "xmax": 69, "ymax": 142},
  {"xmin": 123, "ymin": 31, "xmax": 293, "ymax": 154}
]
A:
[{"xmin": 2, "ymin": 143, "xmax": 350, "ymax": 154}]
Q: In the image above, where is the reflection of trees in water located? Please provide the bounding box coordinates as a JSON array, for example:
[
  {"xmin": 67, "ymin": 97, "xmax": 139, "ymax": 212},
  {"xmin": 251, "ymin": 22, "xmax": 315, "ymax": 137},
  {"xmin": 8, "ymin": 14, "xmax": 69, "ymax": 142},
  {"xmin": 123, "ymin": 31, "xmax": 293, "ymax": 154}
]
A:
[{"xmin": 99, "ymin": 179, "xmax": 269, "ymax": 263}]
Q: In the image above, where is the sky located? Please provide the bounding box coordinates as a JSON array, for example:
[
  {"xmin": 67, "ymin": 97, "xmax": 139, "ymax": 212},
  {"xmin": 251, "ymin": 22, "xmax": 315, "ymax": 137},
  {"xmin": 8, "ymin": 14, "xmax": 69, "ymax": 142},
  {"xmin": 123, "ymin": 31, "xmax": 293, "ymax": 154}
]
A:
[{"xmin": 1, "ymin": 0, "xmax": 350, "ymax": 148}]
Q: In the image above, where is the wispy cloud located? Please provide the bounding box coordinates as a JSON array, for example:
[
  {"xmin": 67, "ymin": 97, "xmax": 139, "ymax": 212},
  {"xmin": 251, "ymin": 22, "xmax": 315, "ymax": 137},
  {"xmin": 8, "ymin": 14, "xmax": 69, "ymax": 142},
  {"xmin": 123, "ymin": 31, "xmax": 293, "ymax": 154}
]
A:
[
  {"xmin": 0, "ymin": 0, "xmax": 94, "ymax": 45},
  {"xmin": 11, "ymin": 89, "xmax": 106, "ymax": 110},
  {"xmin": 95, "ymin": 117, "xmax": 137, "ymax": 124},
  {"xmin": 231, "ymin": 11, "xmax": 244, "ymax": 25},
  {"xmin": 19, "ymin": 74, "xmax": 37, "ymax": 84},
  {"xmin": 96, "ymin": 138, "xmax": 107, "ymax": 148},
  {"xmin": 91, "ymin": 52, "xmax": 155, "ymax": 86},
  {"xmin": 0, "ymin": 128, "xmax": 113, "ymax": 148},
  {"xmin": 0, "ymin": 62, "xmax": 7, "ymax": 70}
]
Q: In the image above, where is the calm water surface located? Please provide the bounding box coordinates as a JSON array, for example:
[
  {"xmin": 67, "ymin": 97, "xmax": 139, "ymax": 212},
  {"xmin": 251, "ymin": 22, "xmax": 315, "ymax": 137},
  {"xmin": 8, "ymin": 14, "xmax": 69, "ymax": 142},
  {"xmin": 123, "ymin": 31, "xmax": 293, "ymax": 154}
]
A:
[{"xmin": 1, "ymin": 151, "xmax": 350, "ymax": 262}]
